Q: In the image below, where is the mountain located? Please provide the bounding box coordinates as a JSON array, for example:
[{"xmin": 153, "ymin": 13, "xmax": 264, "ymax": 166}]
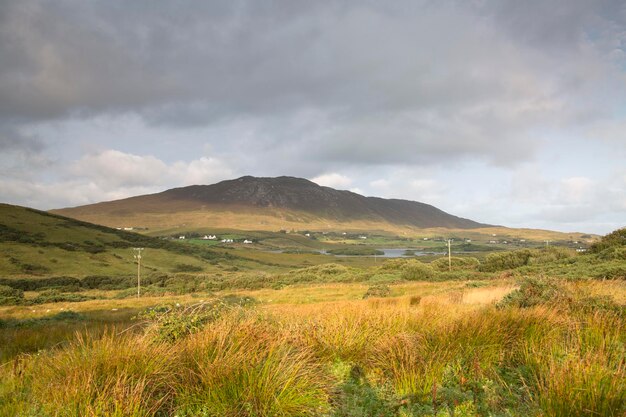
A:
[
  {"xmin": 0, "ymin": 203, "xmax": 227, "ymax": 277},
  {"xmin": 51, "ymin": 176, "xmax": 490, "ymax": 232}
]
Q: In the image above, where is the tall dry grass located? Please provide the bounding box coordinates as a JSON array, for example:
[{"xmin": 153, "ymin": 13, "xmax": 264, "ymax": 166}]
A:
[{"xmin": 1, "ymin": 282, "xmax": 624, "ymax": 416}]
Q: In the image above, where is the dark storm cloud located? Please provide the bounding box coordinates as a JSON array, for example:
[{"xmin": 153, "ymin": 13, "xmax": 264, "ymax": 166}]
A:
[{"xmin": 0, "ymin": 0, "xmax": 625, "ymax": 169}]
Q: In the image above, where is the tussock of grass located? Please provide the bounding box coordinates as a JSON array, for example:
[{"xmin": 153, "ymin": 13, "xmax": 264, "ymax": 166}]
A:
[
  {"xmin": 10, "ymin": 332, "xmax": 177, "ymax": 416},
  {"xmin": 1, "ymin": 281, "xmax": 625, "ymax": 416},
  {"xmin": 176, "ymin": 317, "xmax": 329, "ymax": 416}
]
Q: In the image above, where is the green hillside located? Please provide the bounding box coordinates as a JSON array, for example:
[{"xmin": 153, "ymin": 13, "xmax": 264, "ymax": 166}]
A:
[{"xmin": 0, "ymin": 203, "xmax": 232, "ymax": 278}]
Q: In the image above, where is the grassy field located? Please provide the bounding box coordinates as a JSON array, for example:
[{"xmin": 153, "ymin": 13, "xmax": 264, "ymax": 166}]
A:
[
  {"xmin": 1, "ymin": 277, "xmax": 624, "ymax": 416},
  {"xmin": 0, "ymin": 205, "xmax": 623, "ymax": 416}
]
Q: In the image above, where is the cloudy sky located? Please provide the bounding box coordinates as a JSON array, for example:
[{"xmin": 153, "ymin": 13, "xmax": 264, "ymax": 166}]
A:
[{"xmin": 1, "ymin": 0, "xmax": 625, "ymax": 234}]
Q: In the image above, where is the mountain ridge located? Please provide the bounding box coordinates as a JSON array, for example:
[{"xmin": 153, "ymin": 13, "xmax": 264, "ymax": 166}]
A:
[{"xmin": 52, "ymin": 175, "xmax": 491, "ymax": 230}]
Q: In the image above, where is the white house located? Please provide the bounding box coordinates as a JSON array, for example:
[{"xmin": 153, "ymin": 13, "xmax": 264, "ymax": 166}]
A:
[
  {"xmin": 179, "ymin": 236, "xmax": 185, "ymax": 240},
  {"xmin": 243, "ymin": 239, "xmax": 253, "ymax": 244}
]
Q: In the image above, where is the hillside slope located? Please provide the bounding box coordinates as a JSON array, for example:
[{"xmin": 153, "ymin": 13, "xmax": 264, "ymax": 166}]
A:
[
  {"xmin": 52, "ymin": 176, "xmax": 490, "ymax": 232},
  {"xmin": 0, "ymin": 204, "xmax": 229, "ymax": 277}
]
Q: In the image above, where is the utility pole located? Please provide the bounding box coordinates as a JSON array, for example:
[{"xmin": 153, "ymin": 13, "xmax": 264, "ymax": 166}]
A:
[
  {"xmin": 545, "ymin": 240, "xmax": 550, "ymax": 248},
  {"xmin": 448, "ymin": 239, "xmax": 452, "ymax": 272},
  {"xmin": 133, "ymin": 248, "xmax": 144, "ymax": 298}
]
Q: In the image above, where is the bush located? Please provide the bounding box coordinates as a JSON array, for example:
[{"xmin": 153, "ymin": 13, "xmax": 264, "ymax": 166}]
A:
[
  {"xmin": 0, "ymin": 284, "xmax": 23, "ymax": 298},
  {"xmin": 379, "ymin": 258, "xmax": 412, "ymax": 271},
  {"xmin": 31, "ymin": 289, "xmax": 96, "ymax": 304},
  {"xmin": 171, "ymin": 263, "xmax": 203, "ymax": 273},
  {"xmin": 480, "ymin": 250, "xmax": 533, "ymax": 272},
  {"xmin": 595, "ymin": 246, "xmax": 626, "ymax": 261},
  {"xmin": 0, "ymin": 284, "xmax": 24, "ymax": 305},
  {"xmin": 591, "ymin": 263, "xmax": 626, "ymax": 280},
  {"xmin": 497, "ymin": 276, "xmax": 568, "ymax": 309},
  {"xmin": 590, "ymin": 227, "xmax": 626, "ymax": 253},
  {"xmin": 431, "ymin": 257, "xmax": 480, "ymax": 272},
  {"xmin": 81, "ymin": 275, "xmax": 133, "ymax": 290},
  {"xmin": 363, "ymin": 284, "xmax": 391, "ymax": 299},
  {"xmin": 401, "ymin": 260, "xmax": 435, "ymax": 281},
  {"xmin": 527, "ymin": 247, "xmax": 574, "ymax": 265},
  {"xmin": 0, "ymin": 276, "xmax": 81, "ymax": 291},
  {"xmin": 139, "ymin": 296, "xmax": 258, "ymax": 343}
]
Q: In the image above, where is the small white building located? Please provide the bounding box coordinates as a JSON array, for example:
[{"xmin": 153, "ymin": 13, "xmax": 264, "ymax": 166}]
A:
[
  {"xmin": 179, "ymin": 236, "xmax": 185, "ymax": 240},
  {"xmin": 243, "ymin": 239, "xmax": 253, "ymax": 244}
]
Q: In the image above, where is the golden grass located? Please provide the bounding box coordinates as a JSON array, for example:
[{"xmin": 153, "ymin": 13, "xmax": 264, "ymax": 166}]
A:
[
  {"xmin": 1, "ymin": 279, "xmax": 624, "ymax": 415},
  {"xmin": 52, "ymin": 202, "xmax": 590, "ymax": 241}
]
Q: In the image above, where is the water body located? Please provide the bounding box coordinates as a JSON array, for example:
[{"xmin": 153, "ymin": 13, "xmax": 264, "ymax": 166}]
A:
[
  {"xmin": 374, "ymin": 248, "xmax": 444, "ymax": 258},
  {"xmin": 268, "ymin": 248, "xmax": 444, "ymax": 258}
]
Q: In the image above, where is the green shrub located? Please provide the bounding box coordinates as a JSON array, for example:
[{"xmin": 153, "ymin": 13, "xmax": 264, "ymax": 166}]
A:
[
  {"xmin": 363, "ymin": 284, "xmax": 391, "ymax": 299},
  {"xmin": 31, "ymin": 289, "xmax": 96, "ymax": 304},
  {"xmin": 81, "ymin": 275, "xmax": 133, "ymax": 290},
  {"xmin": 0, "ymin": 284, "xmax": 23, "ymax": 298},
  {"xmin": 0, "ymin": 276, "xmax": 81, "ymax": 291},
  {"xmin": 595, "ymin": 246, "xmax": 626, "ymax": 261},
  {"xmin": 431, "ymin": 257, "xmax": 480, "ymax": 272},
  {"xmin": 401, "ymin": 260, "xmax": 435, "ymax": 281},
  {"xmin": 590, "ymin": 227, "xmax": 626, "ymax": 253},
  {"xmin": 171, "ymin": 263, "xmax": 203, "ymax": 273},
  {"xmin": 527, "ymin": 247, "xmax": 574, "ymax": 265},
  {"xmin": 497, "ymin": 276, "xmax": 569, "ymax": 309},
  {"xmin": 480, "ymin": 250, "xmax": 533, "ymax": 272},
  {"xmin": 139, "ymin": 296, "xmax": 258, "ymax": 343},
  {"xmin": 379, "ymin": 258, "xmax": 412, "ymax": 271},
  {"xmin": 0, "ymin": 284, "xmax": 24, "ymax": 305},
  {"xmin": 591, "ymin": 263, "xmax": 626, "ymax": 280}
]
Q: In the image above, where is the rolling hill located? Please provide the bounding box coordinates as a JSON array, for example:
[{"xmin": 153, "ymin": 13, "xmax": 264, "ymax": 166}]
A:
[
  {"xmin": 52, "ymin": 176, "xmax": 491, "ymax": 233},
  {"xmin": 0, "ymin": 204, "xmax": 231, "ymax": 278}
]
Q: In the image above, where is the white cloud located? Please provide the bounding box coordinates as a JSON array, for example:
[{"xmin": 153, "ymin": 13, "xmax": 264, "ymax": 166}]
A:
[
  {"xmin": 172, "ymin": 157, "xmax": 233, "ymax": 185},
  {"xmin": 70, "ymin": 149, "xmax": 232, "ymax": 189},
  {"xmin": 310, "ymin": 173, "xmax": 353, "ymax": 189},
  {"xmin": 0, "ymin": 149, "xmax": 234, "ymax": 209},
  {"xmin": 370, "ymin": 179, "xmax": 389, "ymax": 189},
  {"xmin": 559, "ymin": 177, "xmax": 594, "ymax": 204},
  {"xmin": 70, "ymin": 150, "xmax": 169, "ymax": 189}
]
